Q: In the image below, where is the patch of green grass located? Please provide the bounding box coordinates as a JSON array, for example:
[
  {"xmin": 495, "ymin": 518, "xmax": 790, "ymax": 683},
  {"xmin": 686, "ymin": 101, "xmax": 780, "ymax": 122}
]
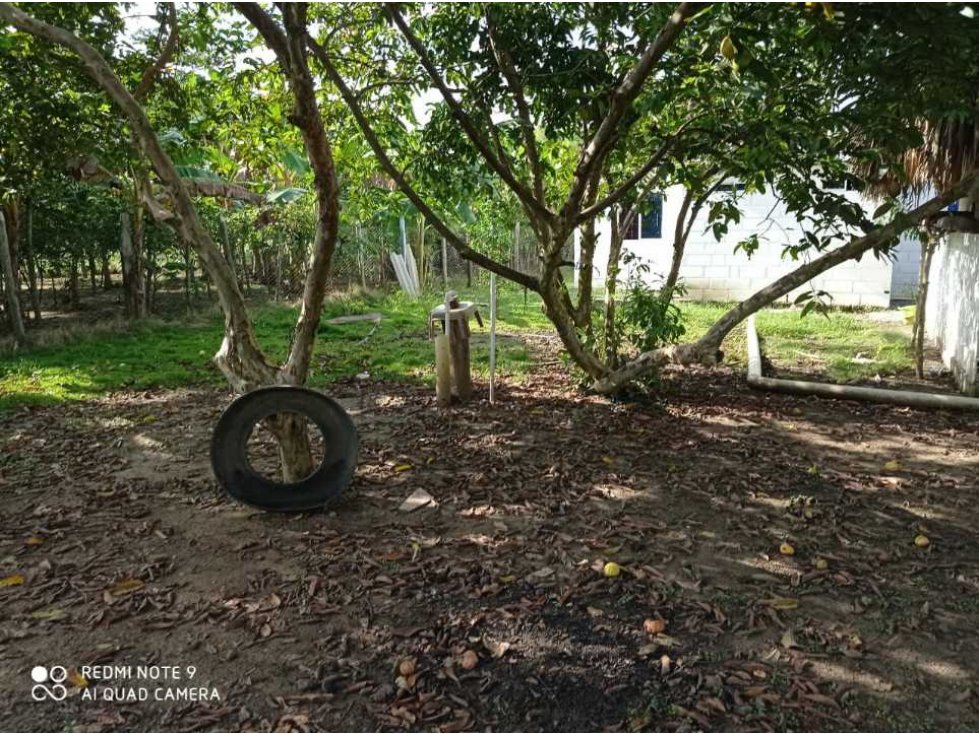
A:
[
  {"xmin": 0, "ymin": 284, "xmax": 551, "ymax": 412},
  {"xmin": 0, "ymin": 286, "xmax": 912, "ymax": 412},
  {"xmin": 680, "ymin": 301, "xmax": 913, "ymax": 382}
]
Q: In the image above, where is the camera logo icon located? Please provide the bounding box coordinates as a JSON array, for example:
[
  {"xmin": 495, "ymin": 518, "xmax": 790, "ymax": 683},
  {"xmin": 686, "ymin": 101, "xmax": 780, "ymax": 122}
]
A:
[{"xmin": 31, "ymin": 665, "xmax": 68, "ymax": 701}]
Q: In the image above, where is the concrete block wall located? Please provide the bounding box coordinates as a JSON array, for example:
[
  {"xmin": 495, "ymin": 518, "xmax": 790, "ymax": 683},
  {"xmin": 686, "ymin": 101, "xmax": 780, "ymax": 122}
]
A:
[
  {"xmin": 586, "ymin": 185, "xmax": 897, "ymax": 307},
  {"xmin": 924, "ymin": 233, "xmax": 979, "ymax": 394},
  {"xmin": 889, "ymin": 234, "xmax": 921, "ymax": 302}
]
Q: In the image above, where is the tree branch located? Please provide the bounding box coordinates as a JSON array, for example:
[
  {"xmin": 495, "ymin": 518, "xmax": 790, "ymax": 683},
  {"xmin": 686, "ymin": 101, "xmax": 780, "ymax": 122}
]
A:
[
  {"xmin": 561, "ymin": 3, "xmax": 705, "ymax": 221},
  {"xmin": 133, "ymin": 2, "xmax": 178, "ymax": 101},
  {"xmin": 577, "ymin": 115, "xmax": 709, "ymax": 224},
  {"xmin": 484, "ymin": 8, "xmax": 544, "ymax": 203},
  {"xmin": 384, "ymin": 3, "xmax": 552, "ymax": 224},
  {"xmin": 662, "ymin": 173, "xmax": 722, "ymax": 298},
  {"xmin": 304, "ymin": 31, "xmax": 541, "ymax": 292}
]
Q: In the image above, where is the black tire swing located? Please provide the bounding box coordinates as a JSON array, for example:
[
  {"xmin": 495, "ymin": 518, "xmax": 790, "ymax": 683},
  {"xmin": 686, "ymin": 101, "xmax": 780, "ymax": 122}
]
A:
[{"xmin": 210, "ymin": 386, "xmax": 358, "ymax": 512}]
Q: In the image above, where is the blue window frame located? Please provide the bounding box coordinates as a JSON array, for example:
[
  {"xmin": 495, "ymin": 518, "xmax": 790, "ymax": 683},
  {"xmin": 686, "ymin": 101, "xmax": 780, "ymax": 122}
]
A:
[
  {"xmin": 624, "ymin": 193, "xmax": 663, "ymax": 239},
  {"xmin": 640, "ymin": 193, "xmax": 663, "ymax": 239}
]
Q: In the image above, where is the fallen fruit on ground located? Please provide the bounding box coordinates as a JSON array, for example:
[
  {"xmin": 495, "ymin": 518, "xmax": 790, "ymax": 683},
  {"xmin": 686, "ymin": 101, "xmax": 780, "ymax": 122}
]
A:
[
  {"xmin": 603, "ymin": 562, "xmax": 621, "ymax": 578},
  {"xmin": 644, "ymin": 618, "xmax": 667, "ymax": 635},
  {"xmin": 398, "ymin": 658, "xmax": 416, "ymax": 677}
]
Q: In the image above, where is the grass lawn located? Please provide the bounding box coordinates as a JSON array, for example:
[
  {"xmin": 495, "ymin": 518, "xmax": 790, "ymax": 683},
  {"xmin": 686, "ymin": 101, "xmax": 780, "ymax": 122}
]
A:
[
  {"xmin": 0, "ymin": 285, "xmax": 912, "ymax": 412},
  {"xmin": 682, "ymin": 301, "xmax": 913, "ymax": 382},
  {"xmin": 0, "ymin": 285, "xmax": 552, "ymax": 412}
]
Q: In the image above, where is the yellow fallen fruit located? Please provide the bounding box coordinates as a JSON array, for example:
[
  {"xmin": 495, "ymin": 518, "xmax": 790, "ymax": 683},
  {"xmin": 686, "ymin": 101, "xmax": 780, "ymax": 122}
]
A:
[
  {"xmin": 643, "ymin": 618, "xmax": 666, "ymax": 635},
  {"xmin": 0, "ymin": 574, "xmax": 25, "ymax": 588},
  {"xmin": 603, "ymin": 562, "xmax": 622, "ymax": 578},
  {"xmin": 883, "ymin": 460, "xmax": 901, "ymax": 472},
  {"xmin": 779, "ymin": 543, "xmax": 795, "ymax": 556},
  {"xmin": 814, "ymin": 558, "xmax": 829, "ymax": 571},
  {"xmin": 914, "ymin": 534, "xmax": 930, "ymax": 548},
  {"xmin": 398, "ymin": 658, "xmax": 416, "ymax": 677}
]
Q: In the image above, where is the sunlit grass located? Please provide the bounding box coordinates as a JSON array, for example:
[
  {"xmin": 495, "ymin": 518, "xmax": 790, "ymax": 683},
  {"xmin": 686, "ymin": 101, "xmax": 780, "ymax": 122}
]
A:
[
  {"xmin": 0, "ymin": 284, "xmax": 548, "ymax": 412},
  {"xmin": 682, "ymin": 301, "xmax": 913, "ymax": 382},
  {"xmin": 0, "ymin": 286, "xmax": 912, "ymax": 412}
]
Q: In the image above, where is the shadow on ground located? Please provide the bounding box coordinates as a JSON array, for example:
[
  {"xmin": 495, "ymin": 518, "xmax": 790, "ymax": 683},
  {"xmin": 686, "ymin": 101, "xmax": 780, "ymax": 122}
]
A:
[{"xmin": 0, "ymin": 365, "xmax": 977, "ymax": 732}]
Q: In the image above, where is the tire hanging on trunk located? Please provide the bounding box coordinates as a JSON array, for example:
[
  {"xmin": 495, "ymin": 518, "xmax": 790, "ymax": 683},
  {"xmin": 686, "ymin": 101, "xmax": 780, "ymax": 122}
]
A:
[{"xmin": 210, "ymin": 386, "xmax": 358, "ymax": 511}]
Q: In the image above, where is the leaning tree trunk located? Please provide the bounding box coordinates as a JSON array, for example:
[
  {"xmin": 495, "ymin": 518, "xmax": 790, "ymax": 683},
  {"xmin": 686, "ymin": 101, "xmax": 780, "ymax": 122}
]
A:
[
  {"xmin": 591, "ymin": 173, "xmax": 979, "ymax": 394},
  {"xmin": 662, "ymin": 188, "xmax": 695, "ymax": 301},
  {"xmin": 218, "ymin": 215, "xmax": 239, "ymax": 287},
  {"xmin": 0, "ymin": 211, "xmax": 27, "ymax": 346},
  {"xmin": 912, "ymin": 231, "xmax": 938, "ymax": 379},
  {"xmin": 662, "ymin": 180, "xmax": 718, "ymax": 302}
]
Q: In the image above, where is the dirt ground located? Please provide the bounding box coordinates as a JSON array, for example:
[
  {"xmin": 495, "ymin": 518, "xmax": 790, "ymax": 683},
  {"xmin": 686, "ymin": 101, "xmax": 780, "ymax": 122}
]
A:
[{"xmin": 1, "ymin": 358, "xmax": 977, "ymax": 732}]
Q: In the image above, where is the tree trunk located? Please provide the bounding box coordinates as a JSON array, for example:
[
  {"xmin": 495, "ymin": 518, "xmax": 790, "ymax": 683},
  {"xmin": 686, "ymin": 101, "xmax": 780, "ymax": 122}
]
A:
[
  {"xmin": 218, "ymin": 215, "xmax": 238, "ymax": 286},
  {"xmin": 37, "ymin": 263, "xmax": 45, "ymax": 315},
  {"xmin": 603, "ymin": 213, "xmax": 624, "ymax": 367},
  {"xmin": 23, "ymin": 204, "xmax": 42, "ymax": 322},
  {"xmin": 239, "ymin": 239, "xmax": 250, "ymax": 292},
  {"xmin": 663, "ymin": 188, "xmax": 695, "ymax": 300},
  {"xmin": 274, "ymin": 247, "xmax": 281, "ymax": 300},
  {"xmin": 662, "ymin": 181, "xmax": 718, "ymax": 302},
  {"xmin": 101, "ymin": 253, "xmax": 111, "ymax": 290},
  {"xmin": 68, "ymin": 254, "xmax": 80, "ymax": 309},
  {"xmin": 0, "ymin": 210, "xmax": 27, "ymax": 346},
  {"xmin": 131, "ymin": 179, "xmax": 148, "ymax": 317},
  {"xmin": 574, "ymin": 217, "xmax": 596, "ymax": 331},
  {"xmin": 540, "ymin": 249, "xmax": 608, "ymax": 380},
  {"xmin": 184, "ymin": 242, "xmax": 193, "ymax": 308},
  {"xmin": 120, "ymin": 211, "xmax": 140, "ymax": 317},
  {"xmin": 88, "ymin": 250, "xmax": 98, "ymax": 292},
  {"xmin": 3, "ymin": 200, "xmax": 20, "ymax": 283},
  {"xmin": 912, "ymin": 232, "xmax": 937, "ymax": 379},
  {"xmin": 264, "ymin": 413, "xmax": 316, "ymax": 483},
  {"xmin": 145, "ymin": 255, "xmax": 155, "ymax": 313}
]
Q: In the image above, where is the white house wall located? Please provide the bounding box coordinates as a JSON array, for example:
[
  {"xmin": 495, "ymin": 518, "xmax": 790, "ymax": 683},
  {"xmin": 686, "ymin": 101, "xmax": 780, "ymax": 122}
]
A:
[
  {"xmin": 889, "ymin": 234, "xmax": 921, "ymax": 302},
  {"xmin": 584, "ymin": 185, "xmax": 896, "ymax": 308},
  {"xmin": 924, "ymin": 232, "xmax": 979, "ymax": 395}
]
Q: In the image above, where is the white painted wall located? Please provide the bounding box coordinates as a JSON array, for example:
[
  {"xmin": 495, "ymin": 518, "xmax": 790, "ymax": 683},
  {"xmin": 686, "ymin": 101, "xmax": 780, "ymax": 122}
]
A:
[
  {"xmin": 889, "ymin": 234, "xmax": 921, "ymax": 302},
  {"xmin": 582, "ymin": 185, "xmax": 899, "ymax": 307},
  {"xmin": 924, "ymin": 233, "xmax": 979, "ymax": 395}
]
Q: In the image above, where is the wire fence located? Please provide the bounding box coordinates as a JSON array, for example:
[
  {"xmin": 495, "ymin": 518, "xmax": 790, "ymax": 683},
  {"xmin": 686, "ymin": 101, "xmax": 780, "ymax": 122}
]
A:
[
  {"xmin": 0, "ymin": 214, "xmax": 563, "ymax": 342},
  {"xmin": 245, "ymin": 218, "xmax": 547, "ymax": 300}
]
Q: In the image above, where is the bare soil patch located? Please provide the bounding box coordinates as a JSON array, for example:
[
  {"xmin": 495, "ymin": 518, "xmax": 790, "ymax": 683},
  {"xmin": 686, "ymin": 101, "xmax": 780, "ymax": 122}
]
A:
[{"xmin": 1, "ymin": 363, "xmax": 977, "ymax": 731}]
